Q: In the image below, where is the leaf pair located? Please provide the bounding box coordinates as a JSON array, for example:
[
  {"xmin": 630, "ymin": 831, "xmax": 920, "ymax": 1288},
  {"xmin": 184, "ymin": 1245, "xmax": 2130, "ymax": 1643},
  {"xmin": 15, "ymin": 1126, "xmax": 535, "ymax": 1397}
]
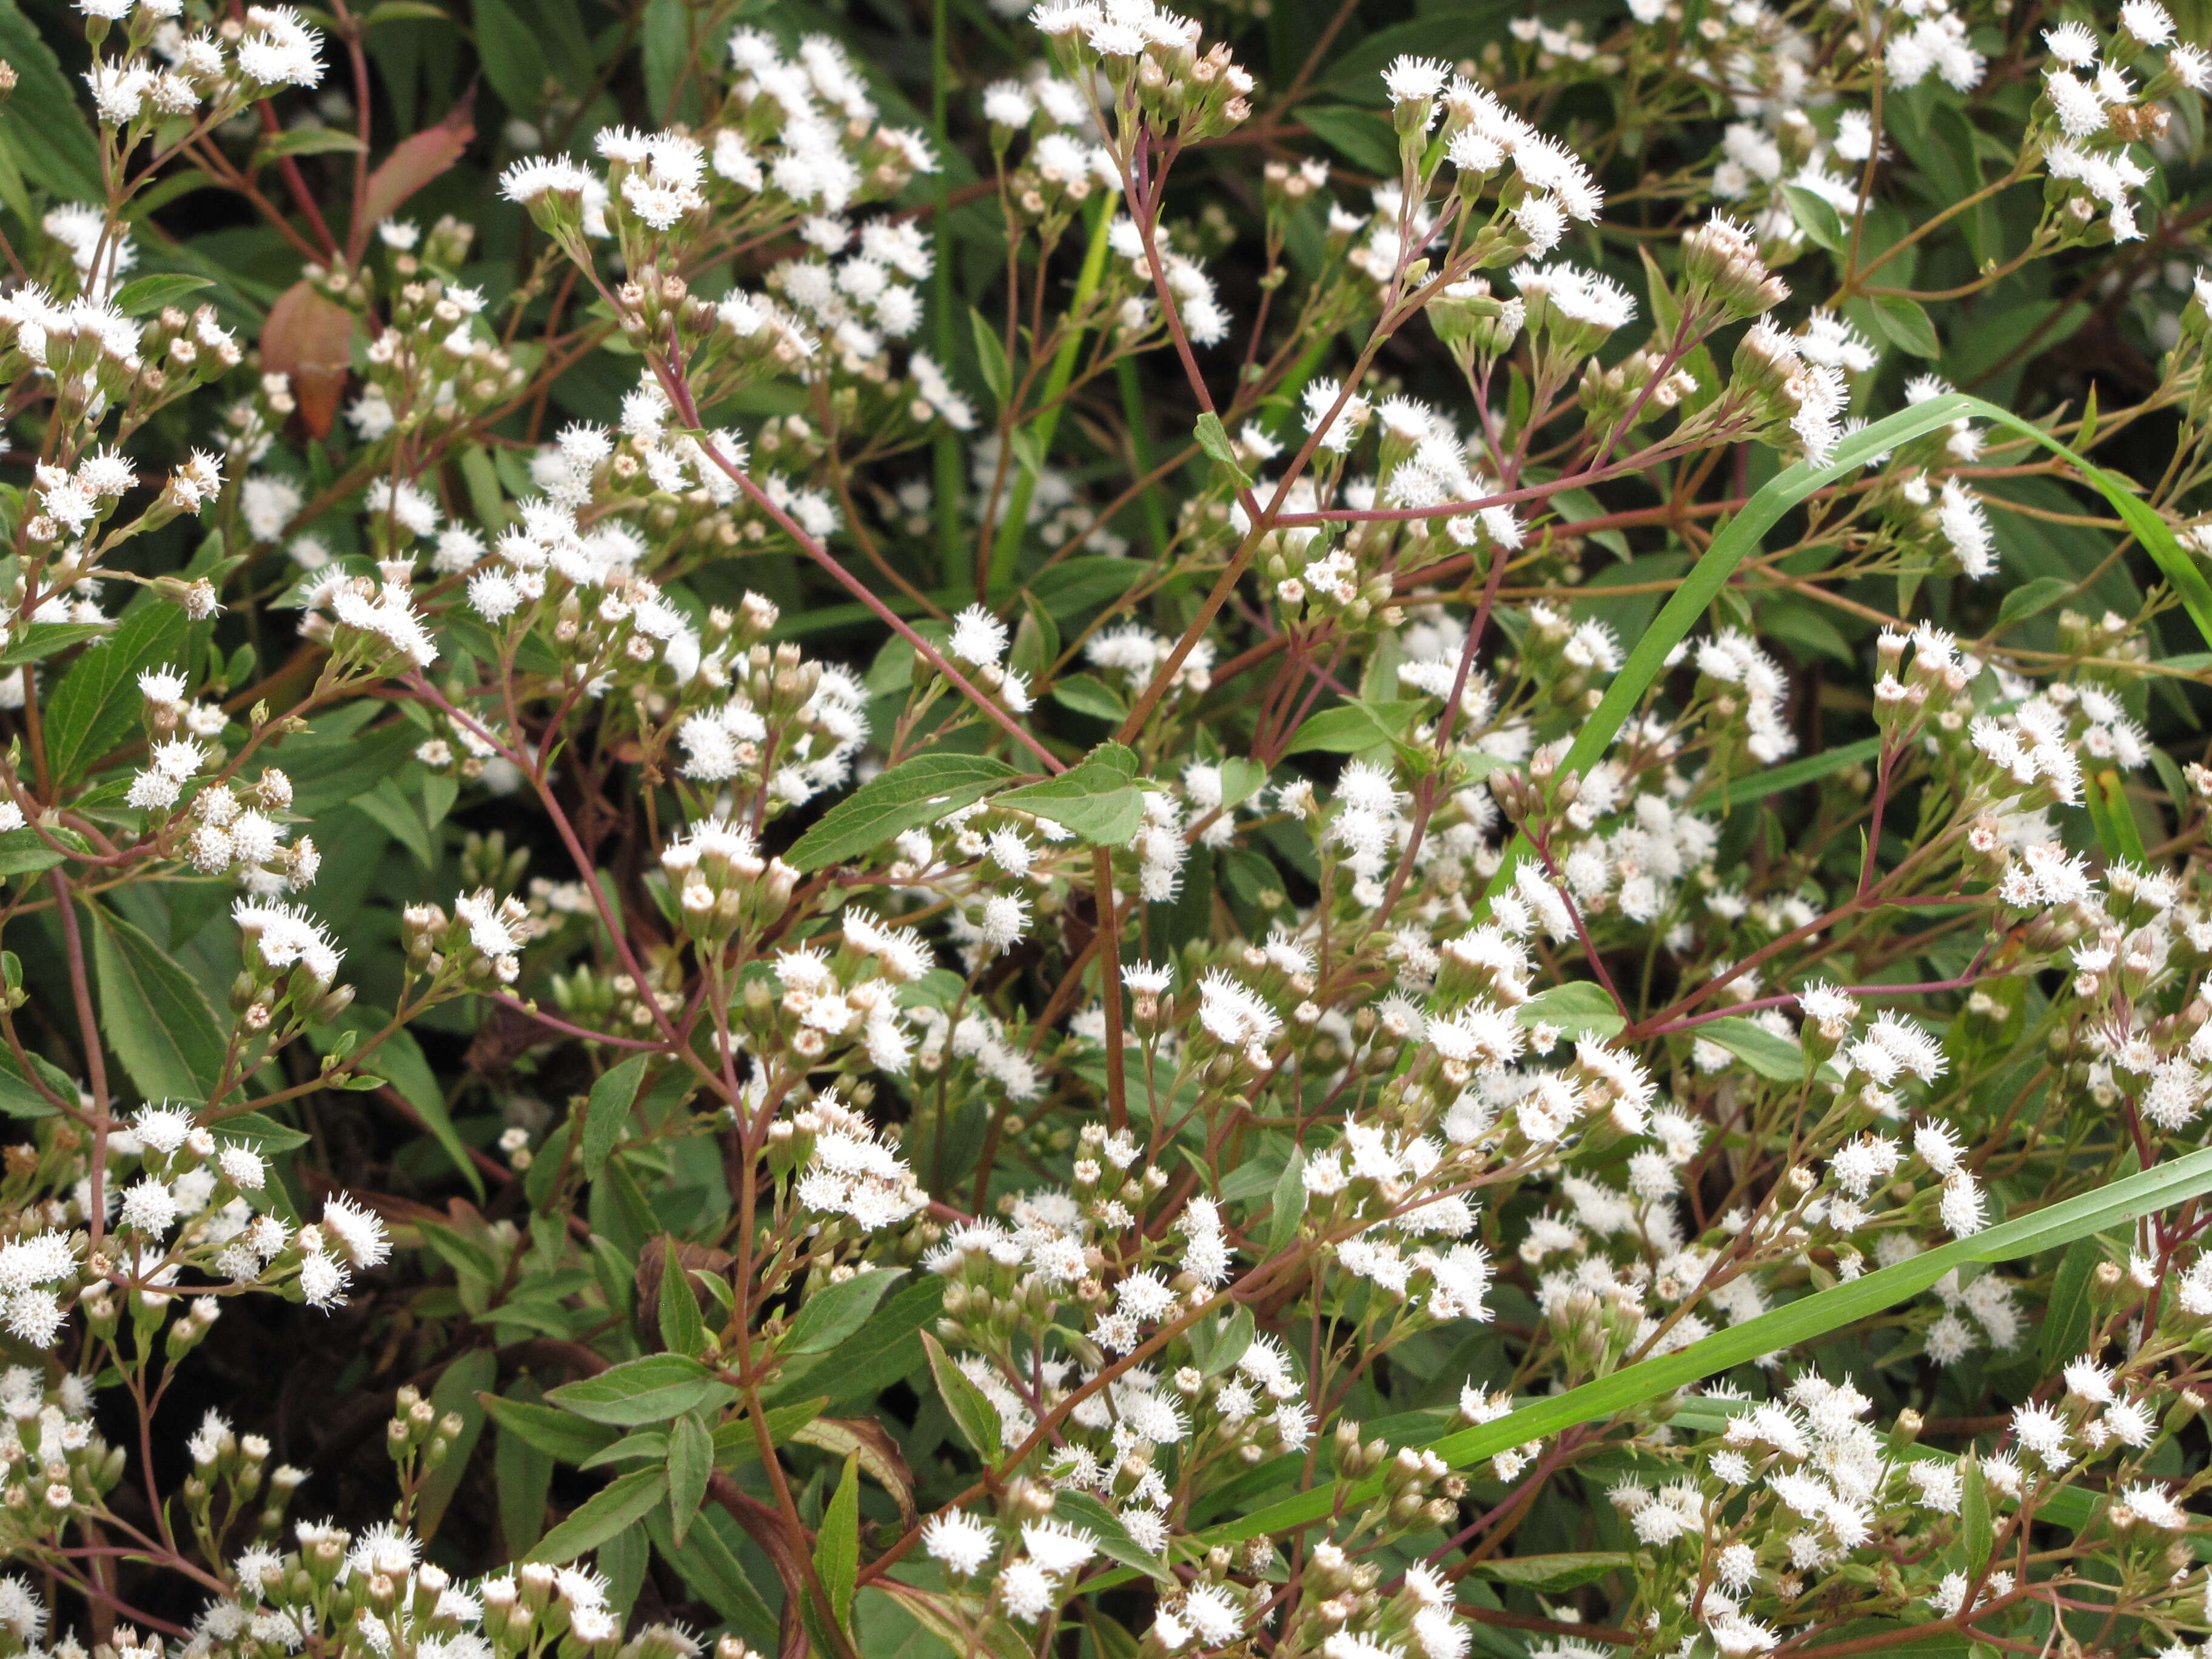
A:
[{"xmin": 788, "ymin": 742, "xmax": 1149, "ymax": 871}]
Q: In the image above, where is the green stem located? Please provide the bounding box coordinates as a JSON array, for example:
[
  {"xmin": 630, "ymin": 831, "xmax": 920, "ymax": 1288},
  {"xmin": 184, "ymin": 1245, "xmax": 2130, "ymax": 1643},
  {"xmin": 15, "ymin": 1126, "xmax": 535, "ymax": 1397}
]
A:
[
  {"xmin": 931, "ymin": 0, "xmax": 964, "ymax": 586},
  {"xmin": 987, "ymin": 196, "xmax": 1115, "ymax": 595}
]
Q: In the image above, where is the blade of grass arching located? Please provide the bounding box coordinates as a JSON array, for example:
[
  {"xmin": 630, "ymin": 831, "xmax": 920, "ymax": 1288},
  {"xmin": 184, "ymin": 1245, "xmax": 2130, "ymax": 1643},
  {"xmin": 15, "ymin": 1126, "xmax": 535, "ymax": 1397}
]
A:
[
  {"xmin": 1180, "ymin": 1142, "xmax": 2212, "ymax": 1552},
  {"xmin": 1478, "ymin": 393, "xmax": 1992, "ymax": 911},
  {"xmin": 1691, "ymin": 736, "xmax": 1882, "ymax": 809},
  {"xmin": 1663, "ymin": 1401, "xmax": 2157, "ymax": 1548},
  {"xmin": 987, "ymin": 198, "xmax": 1116, "ymax": 594},
  {"xmin": 1955, "ymin": 394, "xmax": 2212, "ymax": 652}
]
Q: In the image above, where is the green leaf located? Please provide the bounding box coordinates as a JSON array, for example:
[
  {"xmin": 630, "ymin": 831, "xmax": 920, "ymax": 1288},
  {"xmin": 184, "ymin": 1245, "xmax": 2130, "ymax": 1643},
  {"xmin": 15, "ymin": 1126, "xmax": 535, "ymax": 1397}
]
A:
[
  {"xmin": 1216, "ymin": 758, "xmax": 1269, "ymax": 810},
  {"xmin": 259, "ymin": 127, "xmax": 369, "ymax": 159},
  {"xmin": 416, "ymin": 1350, "xmax": 495, "ymax": 1539},
  {"xmin": 313, "ymin": 1008, "xmax": 480, "ymax": 1199},
  {"xmin": 545, "ymin": 1355, "xmax": 737, "ymax": 1426},
  {"xmin": 43, "ymin": 602, "xmax": 190, "ymax": 784},
  {"xmin": 472, "ymin": 0, "xmax": 554, "ymax": 116},
  {"xmin": 647, "ymin": 1509, "xmax": 779, "ymax": 1651},
  {"xmin": 1870, "ymin": 294, "xmax": 1942, "ymax": 358},
  {"xmin": 354, "ymin": 774, "xmax": 444, "ymax": 869},
  {"xmin": 1781, "ymin": 184, "xmax": 1846, "ymax": 253},
  {"xmin": 667, "ymin": 1412, "xmax": 713, "ymax": 1546},
  {"xmin": 784, "ymin": 1268, "xmax": 907, "ymax": 1355},
  {"xmin": 995, "ymin": 742, "xmax": 1145, "ymax": 845},
  {"xmin": 1053, "ymin": 1489, "xmax": 1171, "ymax": 1581},
  {"xmin": 268, "ymin": 711, "xmax": 418, "ymax": 813},
  {"xmin": 814, "ymin": 1456, "xmax": 860, "ymax": 1632},
  {"xmin": 658, "ymin": 1239, "xmax": 708, "ymax": 1359},
  {"xmin": 1514, "ymin": 981, "xmax": 1624, "ymax": 1040},
  {"xmin": 214, "ymin": 1110, "xmax": 311, "ymax": 1153},
  {"xmin": 1051, "ymin": 673, "xmax": 1128, "ymax": 722},
  {"xmin": 580, "ymin": 1428, "xmax": 668, "ymax": 1469},
  {"xmin": 1192, "ymin": 412, "xmax": 1254, "ymax": 488},
  {"xmin": 0, "ymin": 828, "xmax": 70, "ymax": 879},
  {"xmin": 1997, "ymin": 575, "xmax": 2074, "ymax": 628},
  {"xmin": 1284, "ymin": 699, "xmax": 1424, "ymax": 756},
  {"xmin": 2086, "ymin": 767, "xmax": 2148, "ymax": 866},
  {"xmin": 1957, "ymin": 396, "xmax": 2212, "ymax": 651},
  {"xmin": 1640, "ymin": 247, "xmax": 1683, "ymax": 341},
  {"xmin": 583, "ymin": 1054, "xmax": 651, "ymax": 1179},
  {"xmin": 1758, "ymin": 599, "xmax": 1855, "ymax": 666},
  {"xmin": 1190, "ymin": 1141, "xmax": 2212, "ymax": 1555},
  {"xmin": 970, "ymin": 308, "xmax": 1011, "ymax": 407},
  {"xmin": 1813, "ymin": 1623, "xmax": 1969, "ymax": 1659},
  {"xmin": 0, "ymin": 0, "xmax": 102, "ymax": 200},
  {"xmin": 112, "ymin": 275, "xmax": 215, "ymax": 318},
  {"xmin": 1465, "ymin": 1553, "xmax": 1632, "ymax": 1590},
  {"xmin": 1694, "ymin": 1015, "xmax": 1806, "ymax": 1082},
  {"xmin": 1264, "ymin": 1147, "xmax": 1307, "ymax": 1253},
  {"xmin": 0, "ymin": 1042, "xmax": 76, "ymax": 1119},
  {"xmin": 713, "ymin": 1396, "xmax": 828, "ymax": 1469},
  {"xmin": 528, "ymin": 1466, "xmax": 669, "ymax": 1563},
  {"xmin": 788, "ymin": 752, "xmax": 1021, "ymax": 871},
  {"xmin": 920, "ymin": 1330, "xmax": 1004, "ymax": 1459},
  {"xmin": 1190, "ymin": 1305, "xmax": 1255, "ymax": 1377},
  {"xmin": 768, "ymin": 1276, "xmax": 945, "ymax": 1407},
  {"xmin": 362, "ymin": 0, "xmax": 449, "ymax": 21},
  {"xmin": 1296, "ymin": 104, "xmax": 1398, "ymax": 174},
  {"xmin": 92, "ymin": 904, "xmax": 226, "ymax": 1102},
  {"xmin": 638, "ymin": 0, "xmax": 693, "ymax": 119},
  {"xmin": 1960, "ymin": 1455, "xmax": 1992, "ymax": 1575},
  {"xmin": 2041, "ymin": 1238, "xmax": 2102, "ymax": 1369},
  {"xmin": 480, "ymin": 1392, "xmax": 620, "ymax": 1463},
  {"xmin": 494, "ymin": 1381, "xmax": 558, "ymax": 1557},
  {"xmin": 0, "ymin": 622, "xmax": 110, "ymax": 668}
]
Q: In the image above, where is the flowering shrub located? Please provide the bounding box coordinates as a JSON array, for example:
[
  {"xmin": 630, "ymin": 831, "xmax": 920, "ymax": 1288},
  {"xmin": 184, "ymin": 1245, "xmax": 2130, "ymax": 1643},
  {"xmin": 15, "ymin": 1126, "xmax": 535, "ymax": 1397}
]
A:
[{"xmin": 15, "ymin": 0, "xmax": 2212, "ymax": 1654}]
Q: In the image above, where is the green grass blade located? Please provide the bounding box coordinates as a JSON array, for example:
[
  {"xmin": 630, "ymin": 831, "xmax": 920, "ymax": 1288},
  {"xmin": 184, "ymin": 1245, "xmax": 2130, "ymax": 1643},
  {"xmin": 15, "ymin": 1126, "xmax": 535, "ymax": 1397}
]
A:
[
  {"xmin": 1692, "ymin": 736, "xmax": 1881, "ymax": 809},
  {"xmin": 1480, "ymin": 395, "xmax": 1989, "ymax": 907},
  {"xmin": 1952, "ymin": 394, "xmax": 2212, "ymax": 651},
  {"xmin": 1189, "ymin": 1143, "xmax": 2212, "ymax": 1549},
  {"xmin": 1481, "ymin": 390, "xmax": 2205, "ymax": 901}
]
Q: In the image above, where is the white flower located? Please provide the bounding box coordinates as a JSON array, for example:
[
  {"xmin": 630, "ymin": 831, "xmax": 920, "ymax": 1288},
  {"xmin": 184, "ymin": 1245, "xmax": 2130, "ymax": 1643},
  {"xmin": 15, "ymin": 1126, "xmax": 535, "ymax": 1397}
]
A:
[
  {"xmin": 2122, "ymin": 1483, "xmax": 2190, "ymax": 1528},
  {"xmin": 922, "ymin": 1511, "xmax": 997, "ymax": 1575},
  {"xmin": 2011, "ymin": 1401, "xmax": 2073, "ymax": 1467},
  {"xmin": 1020, "ymin": 1520, "xmax": 1097, "ymax": 1577},
  {"xmin": 118, "ymin": 1178, "xmax": 179, "ymax": 1236},
  {"xmin": 997, "ymin": 1558, "xmax": 1059, "ymax": 1622},
  {"xmin": 1382, "ymin": 55, "xmax": 1448, "ymax": 102},
  {"xmin": 2120, "ymin": 0, "xmax": 2174, "ymax": 45},
  {"xmin": 2046, "ymin": 69, "xmax": 2109, "ymax": 136},
  {"xmin": 950, "ymin": 605, "xmax": 1008, "ymax": 667},
  {"xmin": 321, "ymin": 1194, "xmax": 390, "ymax": 1268}
]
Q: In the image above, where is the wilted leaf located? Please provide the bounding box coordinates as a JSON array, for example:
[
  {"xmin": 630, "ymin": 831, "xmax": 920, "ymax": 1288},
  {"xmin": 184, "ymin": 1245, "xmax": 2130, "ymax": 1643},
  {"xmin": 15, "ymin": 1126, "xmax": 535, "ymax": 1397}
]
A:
[
  {"xmin": 261, "ymin": 280, "xmax": 358, "ymax": 439},
  {"xmin": 360, "ymin": 92, "xmax": 475, "ymax": 232}
]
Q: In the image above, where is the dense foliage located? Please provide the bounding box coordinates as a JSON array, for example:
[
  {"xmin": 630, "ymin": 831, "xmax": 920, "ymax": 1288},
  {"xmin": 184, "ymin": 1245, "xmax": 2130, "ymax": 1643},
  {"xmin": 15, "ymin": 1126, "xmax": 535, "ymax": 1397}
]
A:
[{"xmin": 13, "ymin": 0, "xmax": 2212, "ymax": 1654}]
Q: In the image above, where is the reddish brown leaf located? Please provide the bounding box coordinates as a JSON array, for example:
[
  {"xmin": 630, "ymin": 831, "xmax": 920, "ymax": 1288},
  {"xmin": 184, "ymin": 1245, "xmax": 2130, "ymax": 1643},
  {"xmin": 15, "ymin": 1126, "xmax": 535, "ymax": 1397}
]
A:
[
  {"xmin": 359, "ymin": 90, "xmax": 475, "ymax": 235},
  {"xmin": 261, "ymin": 279, "xmax": 357, "ymax": 438},
  {"xmin": 789, "ymin": 1416, "xmax": 917, "ymax": 1527}
]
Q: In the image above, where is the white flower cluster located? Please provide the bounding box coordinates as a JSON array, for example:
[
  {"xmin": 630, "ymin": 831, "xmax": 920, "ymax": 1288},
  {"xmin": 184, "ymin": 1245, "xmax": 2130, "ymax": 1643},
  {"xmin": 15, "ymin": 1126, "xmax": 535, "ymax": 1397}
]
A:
[{"xmin": 788, "ymin": 1090, "xmax": 928, "ymax": 1229}]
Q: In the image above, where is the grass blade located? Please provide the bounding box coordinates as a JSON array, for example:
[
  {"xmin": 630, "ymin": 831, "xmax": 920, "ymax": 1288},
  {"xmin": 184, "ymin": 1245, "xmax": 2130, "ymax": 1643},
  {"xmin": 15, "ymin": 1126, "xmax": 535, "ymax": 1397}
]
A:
[
  {"xmin": 1481, "ymin": 396, "xmax": 1989, "ymax": 906},
  {"xmin": 1191, "ymin": 1142, "xmax": 2212, "ymax": 1548},
  {"xmin": 1483, "ymin": 391, "xmax": 2204, "ymax": 903}
]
